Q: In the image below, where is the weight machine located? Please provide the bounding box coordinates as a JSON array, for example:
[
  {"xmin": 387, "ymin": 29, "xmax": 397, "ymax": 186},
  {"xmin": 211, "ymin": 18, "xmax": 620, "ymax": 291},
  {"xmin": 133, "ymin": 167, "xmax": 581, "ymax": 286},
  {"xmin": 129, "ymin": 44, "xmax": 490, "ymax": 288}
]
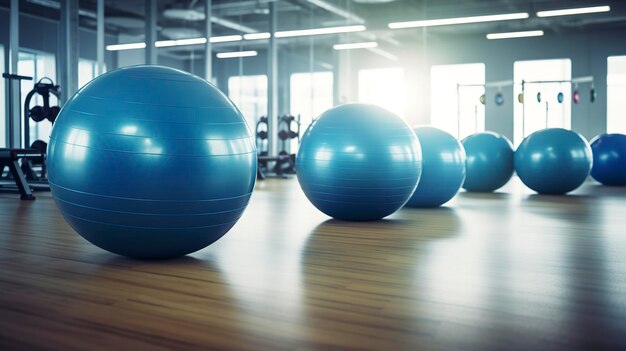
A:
[{"xmin": 1, "ymin": 73, "xmax": 61, "ymax": 199}]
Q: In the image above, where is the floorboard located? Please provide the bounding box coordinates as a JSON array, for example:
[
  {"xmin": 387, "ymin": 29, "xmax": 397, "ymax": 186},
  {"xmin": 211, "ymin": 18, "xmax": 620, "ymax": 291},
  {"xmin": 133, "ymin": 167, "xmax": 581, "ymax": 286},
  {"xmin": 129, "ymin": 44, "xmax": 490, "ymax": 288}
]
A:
[{"xmin": 1, "ymin": 177, "xmax": 625, "ymax": 350}]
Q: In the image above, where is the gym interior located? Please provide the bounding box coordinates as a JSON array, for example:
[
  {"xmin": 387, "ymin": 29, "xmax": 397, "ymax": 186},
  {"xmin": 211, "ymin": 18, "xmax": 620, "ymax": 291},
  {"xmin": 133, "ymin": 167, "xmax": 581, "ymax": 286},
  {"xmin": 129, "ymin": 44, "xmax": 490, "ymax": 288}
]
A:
[{"xmin": 1, "ymin": 0, "xmax": 626, "ymax": 349}]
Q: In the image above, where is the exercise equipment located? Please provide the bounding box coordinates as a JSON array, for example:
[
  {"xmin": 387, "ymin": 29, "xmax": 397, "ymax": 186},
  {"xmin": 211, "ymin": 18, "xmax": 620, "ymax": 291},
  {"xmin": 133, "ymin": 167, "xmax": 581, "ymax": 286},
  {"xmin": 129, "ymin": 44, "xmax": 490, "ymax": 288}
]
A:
[
  {"xmin": 20, "ymin": 77, "xmax": 61, "ymax": 181},
  {"xmin": 458, "ymin": 80, "xmax": 512, "ymax": 138},
  {"xmin": 0, "ymin": 73, "xmax": 46, "ymax": 200},
  {"xmin": 297, "ymin": 103, "xmax": 422, "ymax": 221},
  {"xmin": 48, "ymin": 65, "xmax": 256, "ymax": 259},
  {"xmin": 405, "ymin": 127, "xmax": 465, "ymax": 208},
  {"xmin": 515, "ymin": 128, "xmax": 592, "ymax": 194},
  {"xmin": 589, "ymin": 133, "xmax": 626, "ymax": 186},
  {"xmin": 462, "ymin": 132, "xmax": 514, "ymax": 192},
  {"xmin": 256, "ymin": 115, "xmax": 299, "ymax": 179},
  {"xmin": 0, "ymin": 148, "xmax": 44, "ymax": 200}
]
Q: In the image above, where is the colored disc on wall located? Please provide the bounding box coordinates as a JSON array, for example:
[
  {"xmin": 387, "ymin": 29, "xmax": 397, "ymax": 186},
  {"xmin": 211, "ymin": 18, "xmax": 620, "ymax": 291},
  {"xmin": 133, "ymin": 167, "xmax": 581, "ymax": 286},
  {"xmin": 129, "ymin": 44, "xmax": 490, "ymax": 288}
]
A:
[
  {"xmin": 479, "ymin": 94, "xmax": 485, "ymax": 105},
  {"xmin": 573, "ymin": 90, "xmax": 580, "ymax": 104},
  {"xmin": 557, "ymin": 92, "xmax": 564, "ymax": 103},
  {"xmin": 537, "ymin": 92, "xmax": 542, "ymax": 103},
  {"xmin": 495, "ymin": 92, "xmax": 504, "ymax": 106},
  {"xmin": 518, "ymin": 93, "xmax": 524, "ymax": 103},
  {"xmin": 590, "ymin": 88, "xmax": 596, "ymax": 103}
]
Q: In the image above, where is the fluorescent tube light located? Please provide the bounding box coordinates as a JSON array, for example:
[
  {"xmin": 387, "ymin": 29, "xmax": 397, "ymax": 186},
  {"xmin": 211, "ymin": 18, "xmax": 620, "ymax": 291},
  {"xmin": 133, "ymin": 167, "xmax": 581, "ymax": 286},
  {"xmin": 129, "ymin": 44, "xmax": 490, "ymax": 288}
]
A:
[
  {"xmin": 275, "ymin": 25, "xmax": 366, "ymax": 38},
  {"xmin": 537, "ymin": 5, "xmax": 610, "ymax": 17},
  {"xmin": 105, "ymin": 42, "xmax": 146, "ymax": 51},
  {"xmin": 389, "ymin": 12, "xmax": 529, "ymax": 29},
  {"xmin": 333, "ymin": 41, "xmax": 378, "ymax": 50},
  {"xmin": 209, "ymin": 35, "xmax": 243, "ymax": 43},
  {"xmin": 486, "ymin": 30, "xmax": 544, "ymax": 40},
  {"xmin": 155, "ymin": 38, "xmax": 207, "ymax": 48},
  {"xmin": 244, "ymin": 32, "xmax": 272, "ymax": 40},
  {"xmin": 216, "ymin": 50, "xmax": 258, "ymax": 59}
]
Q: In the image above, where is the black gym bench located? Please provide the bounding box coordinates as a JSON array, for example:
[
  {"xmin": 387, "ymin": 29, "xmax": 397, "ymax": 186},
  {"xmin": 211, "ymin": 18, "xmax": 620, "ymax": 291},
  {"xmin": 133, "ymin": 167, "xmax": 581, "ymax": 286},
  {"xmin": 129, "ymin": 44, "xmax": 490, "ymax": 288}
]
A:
[{"xmin": 0, "ymin": 148, "xmax": 45, "ymax": 200}]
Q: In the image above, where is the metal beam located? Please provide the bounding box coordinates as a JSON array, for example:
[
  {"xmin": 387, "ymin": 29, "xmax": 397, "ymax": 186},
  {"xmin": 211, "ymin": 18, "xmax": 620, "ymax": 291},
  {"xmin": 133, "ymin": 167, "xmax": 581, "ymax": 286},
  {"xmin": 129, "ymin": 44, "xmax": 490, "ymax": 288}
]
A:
[
  {"xmin": 8, "ymin": 0, "xmax": 20, "ymax": 148},
  {"xmin": 58, "ymin": 0, "xmax": 79, "ymax": 103},
  {"xmin": 145, "ymin": 0, "xmax": 157, "ymax": 65},
  {"xmin": 204, "ymin": 0, "xmax": 213, "ymax": 82},
  {"xmin": 306, "ymin": 0, "xmax": 364, "ymax": 24},
  {"xmin": 96, "ymin": 0, "xmax": 105, "ymax": 75},
  {"xmin": 267, "ymin": 1, "xmax": 278, "ymax": 156}
]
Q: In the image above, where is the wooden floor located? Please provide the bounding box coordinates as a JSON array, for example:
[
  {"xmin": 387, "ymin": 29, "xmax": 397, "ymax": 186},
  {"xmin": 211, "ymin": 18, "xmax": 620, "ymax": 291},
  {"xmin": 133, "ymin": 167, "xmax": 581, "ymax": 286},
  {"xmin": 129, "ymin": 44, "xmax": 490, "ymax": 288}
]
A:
[{"xmin": 1, "ymin": 177, "xmax": 626, "ymax": 350}]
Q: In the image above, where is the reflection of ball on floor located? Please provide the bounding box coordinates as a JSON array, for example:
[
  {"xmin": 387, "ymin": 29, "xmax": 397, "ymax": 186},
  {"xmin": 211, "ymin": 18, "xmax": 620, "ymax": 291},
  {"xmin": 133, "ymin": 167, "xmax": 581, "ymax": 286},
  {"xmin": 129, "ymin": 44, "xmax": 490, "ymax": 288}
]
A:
[
  {"xmin": 515, "ymin": 128, "xmax": 592, "ymax": 194},
  {"xmin": 590, "ymin": 133, "xmax": 626, "ymax": 186},
  {"xmin": 296, "ymin": 103, "xmax": 422, "ymax": 221},
  {"xmin": 462, "ymin": 132, "xmax": 514, "ymax": 192},
  {"xmin": 48, "ymin": 65, "xmax": 257, "ymax": 259},
  {"xmin": 405, "ymin": 127, "xmax": 465, "ymax": 208}
]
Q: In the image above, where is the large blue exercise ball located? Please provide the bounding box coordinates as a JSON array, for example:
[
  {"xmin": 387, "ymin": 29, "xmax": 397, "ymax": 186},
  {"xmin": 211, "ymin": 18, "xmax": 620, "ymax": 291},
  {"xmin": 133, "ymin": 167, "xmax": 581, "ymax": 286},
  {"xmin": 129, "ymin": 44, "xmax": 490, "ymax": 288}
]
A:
[
  {"xmin": 48, "ymin": 65, "xmax": 256, "ymax": 259},
  {"xmin": 296, "ymin": 103, "xmax": 422, "ymax": 221},
  {"xmin": 461, "ymin": 132, "xmax": 514, "ymax": 192},
  {"xmin": 405, "ymin": 126, "xmax": 465, "ymax": 207},
  {"xmin": 515, "ymin": 128, "xmax": 592, "ymax": 194},
  {"xmin": 590, "ymin": 133, "xmax": 626, "ymax": 186}
]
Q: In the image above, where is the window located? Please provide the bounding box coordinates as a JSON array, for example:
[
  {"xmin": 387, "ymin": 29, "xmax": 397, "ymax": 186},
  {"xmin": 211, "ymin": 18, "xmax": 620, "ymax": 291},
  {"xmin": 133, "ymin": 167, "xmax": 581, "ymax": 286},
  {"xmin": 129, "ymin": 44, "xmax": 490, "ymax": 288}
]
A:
[
  {"xmin": 358, "ymin": 67, "xmax": 406, "ymax": 119},
  {"xmin": 289, "ymin": 71, "xmax": 333, "ymax": 133},
  {"xmin": 0, "ymin": 45, "xmax": 5, "ymax": 147},
  {"xmin": 18, "ymin": 50, "xmax": 57, "ymax": 147},
  {"xmin": 431, "ymin": 63, "xmax": 485, "ymax": 139},
  {"xmin": 78, "ymin": 58, "xmax": 106, "ymax": 89},
  {"xmin": 514, "ymin": 59, "xmax": 571, "ymax": 146},
  {"xmin": 607, "ymin": 56, "xmax": 626, "ymax": 134},
  {"xmin": 228, "ymin": 75, "xmax": 267, "ymax": 130}
]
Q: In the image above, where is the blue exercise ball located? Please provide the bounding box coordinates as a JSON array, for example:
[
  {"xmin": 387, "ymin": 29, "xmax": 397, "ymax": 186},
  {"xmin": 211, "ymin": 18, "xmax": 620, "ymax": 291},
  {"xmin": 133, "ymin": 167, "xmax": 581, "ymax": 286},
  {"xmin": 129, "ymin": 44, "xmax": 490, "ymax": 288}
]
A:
[
  {"xmin": 515, "ymin": 128, "xmax": 592, "ymax": 194},
  {"xmin": 590, "ymin": 133, "xmax": 626, "ymax": 186},
  {"xmin": 405, "ymin": 127, "xmax": 465, "ymax": 207},
  {"xmin": 296, "ymin": 103, "xmax": 422, "ymax": 221},
  {"xmin": 48, "ymin": 65, "xmax": 256, "ymax": 259},
  {"xmin": 461, "ymin": 132, "xmax": 514, "ymax": 192}
]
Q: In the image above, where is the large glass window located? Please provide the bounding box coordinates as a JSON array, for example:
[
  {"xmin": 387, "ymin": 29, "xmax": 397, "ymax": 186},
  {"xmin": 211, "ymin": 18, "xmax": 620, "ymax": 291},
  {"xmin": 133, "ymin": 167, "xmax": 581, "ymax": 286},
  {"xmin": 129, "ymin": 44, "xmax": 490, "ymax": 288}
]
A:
[
  {"xmin": 431, "ymin": 63, "xmax": 485, "ymax": 139},
  {"xmin": 290, "ymin": 71, "xmax": 333, "ymax": 132},
  {"xmin": 514, "ymin": 59, "xmax": 571, "ymax": 146},
  {"xmin": 18, "ymin": 50, "xmax": 57, "ymax": 146},
  {"xmin": 607, "ymin": 56, "xmax": 626, "ymax": 134},
  {"xmin": 0, "ymin": 45, "xmax": 5, "ymax": 147},
  {"xmin": 358, "ymin": 67, "xmax": 406, "ymax": 119},
  {"xmin": 228, "ymin": 75, "xmax": 267, "ymax": 130},
  {"xmin": 78, "ymin": 58, "xmax": 106, "ymax": 89}
]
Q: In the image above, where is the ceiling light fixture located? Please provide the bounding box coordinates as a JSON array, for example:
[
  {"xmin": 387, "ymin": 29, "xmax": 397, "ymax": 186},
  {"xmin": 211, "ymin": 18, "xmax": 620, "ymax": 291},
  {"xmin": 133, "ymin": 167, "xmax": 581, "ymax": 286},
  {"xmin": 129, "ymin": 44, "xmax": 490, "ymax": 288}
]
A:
[
  {"xmin": 388, "ymin": 12, "xmax": 529, "ymax": 29},
  {"xmin": 333, "ymin": 41, "xmax": 378, "ymax": 50},
  {"xmin": 216, "ymin": 50, "xmax": 258, "ymax": 59},
  {"xmin": 275, "ymin": 25, "xmax": 366, "ymax": 38},
  {"xmin": 486, "ymin": 30, "xmax": 544, "ymax": 40},
  {"xmin": 155, "ymin": 38, "xmax": 207, "ymax": 48},
  {"xmin": 244, "ymin": 32, "xmax": 272, "ymax": 40},
  {"xmin": 105, "ymin": 42, "xmax": 146, "ymax": 51},
  {"xmin": 209, "ymin": 35, "xmax": 244, "ymax": 43},
  {"xmin": 536, "ymin": 5, "xmax": 610, "ymax": 17}
]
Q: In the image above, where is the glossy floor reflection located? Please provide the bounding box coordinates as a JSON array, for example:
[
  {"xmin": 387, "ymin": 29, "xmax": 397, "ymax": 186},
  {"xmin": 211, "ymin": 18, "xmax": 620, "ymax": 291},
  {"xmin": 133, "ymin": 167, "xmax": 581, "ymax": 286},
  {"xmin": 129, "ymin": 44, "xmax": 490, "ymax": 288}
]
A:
[{"xmin": 1, "ymin": 177, "xmax": 625, "ymax": 350}]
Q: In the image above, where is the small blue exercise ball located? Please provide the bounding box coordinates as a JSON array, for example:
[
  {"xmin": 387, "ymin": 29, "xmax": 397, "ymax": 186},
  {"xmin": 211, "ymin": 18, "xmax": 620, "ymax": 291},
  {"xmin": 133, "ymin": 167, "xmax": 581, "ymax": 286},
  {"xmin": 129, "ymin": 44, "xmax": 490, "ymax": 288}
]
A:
[
  {"xmin": 515, "ymin": 128, "xmax": 592, "ymax": 194},
  {"xmin": 48, "ymin": 65, "xmax": 256, "ymax": 259},
  {"xmin": 405, "ymin": 127, "xmax": 465, "ymax": 207},
  {"xmin": 461, "ymin": 132, "xmax": 514, "ymax": 192},
  {"xmin": 296, "ymin": 103, "xmax": 422, "ymax": 221},
  {"xmin": 590, "ymin": 133, "xmax": 626, "ymax": 186}
]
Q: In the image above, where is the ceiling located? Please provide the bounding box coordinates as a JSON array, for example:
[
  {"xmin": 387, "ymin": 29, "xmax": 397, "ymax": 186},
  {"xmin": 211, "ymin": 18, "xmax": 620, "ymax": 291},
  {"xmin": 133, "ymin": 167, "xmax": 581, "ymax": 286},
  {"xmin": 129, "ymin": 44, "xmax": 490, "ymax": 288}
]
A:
[{"xmin": 4, "ymin": 0, "xmax": 626, "ymax": 56}]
